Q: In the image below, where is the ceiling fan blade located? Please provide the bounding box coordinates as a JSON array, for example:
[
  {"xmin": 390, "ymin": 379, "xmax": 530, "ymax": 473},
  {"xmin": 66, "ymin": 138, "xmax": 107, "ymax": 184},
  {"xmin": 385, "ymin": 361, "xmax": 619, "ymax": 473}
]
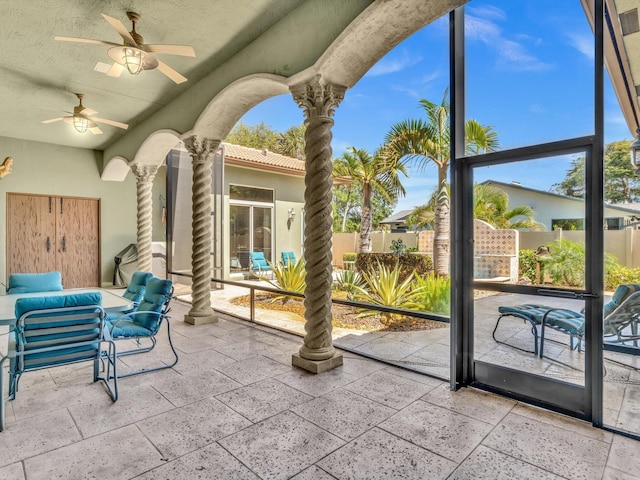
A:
[
  {"xmin": 106, "ymin": 62, "xmax": 125, "ymax": 77},
  {"xmin": 100, "ymin": 13, "xmax": 137, "ymax": 46},
  {"xmin": 156, "ymin": 60, "xmax": 187, "ymax": 84},
  {"xmin": 89, "ymin": 126, "xmax": 103, "ymax": 135},
  {"xmin": 55, "ymin": 36, "xmax": 120, "ymax": 47},
  {"xmin": 80, "ymin": 107, "xmax": 97, "ymax": 116},
  {"xmin": 90, "ymin": 116, "xmax": 129, "ymax": 130},
  {"xmin": 42, "ymin": 117, "xmax": 64, "ymax": 124},
  {"xmin": 145, "ymin": 44, "xmax": 195, "ymax": 57}
]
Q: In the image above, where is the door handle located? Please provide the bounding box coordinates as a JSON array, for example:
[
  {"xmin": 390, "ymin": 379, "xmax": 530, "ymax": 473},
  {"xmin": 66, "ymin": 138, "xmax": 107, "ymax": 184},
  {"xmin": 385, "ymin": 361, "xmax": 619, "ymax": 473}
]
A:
[
  {"xmin": 537, "ymin": 288, "xmax": 598, "ymax": 299},
  {"xmin": 46, "ymin": 236, "xmax": 50, "ymax": 252},
  {"xmin": 62, "ymin": 236, "xmax": 66, "ymax": 253}
]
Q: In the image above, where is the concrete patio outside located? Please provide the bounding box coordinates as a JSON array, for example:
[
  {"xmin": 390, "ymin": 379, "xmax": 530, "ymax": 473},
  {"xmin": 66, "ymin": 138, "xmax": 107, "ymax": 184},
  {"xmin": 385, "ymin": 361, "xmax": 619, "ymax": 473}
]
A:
[{"xmin": 1, "ymin": 298, "xmax": 637, "ymax": 479}]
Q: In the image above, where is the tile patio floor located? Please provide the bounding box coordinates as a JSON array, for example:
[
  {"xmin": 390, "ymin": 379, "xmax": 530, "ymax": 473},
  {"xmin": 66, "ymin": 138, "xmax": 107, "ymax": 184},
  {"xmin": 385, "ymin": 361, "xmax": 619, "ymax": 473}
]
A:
[{"xmin": 1, "ymin": 298, "xmax": 639, "ymax": 479}]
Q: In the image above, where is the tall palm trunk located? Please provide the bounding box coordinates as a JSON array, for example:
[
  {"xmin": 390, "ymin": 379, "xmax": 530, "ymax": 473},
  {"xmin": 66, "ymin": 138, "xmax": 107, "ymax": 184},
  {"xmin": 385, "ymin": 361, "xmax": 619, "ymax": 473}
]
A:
[
  {"xmin": 359, "ymin": 183, "xmax": 373, "ymax": 252},
  {"xmin": 433, "ymin": 167, "xmax": 449, "ymax": 275},
  {"xmin": 341, "ymin": 185, "xmax": 352, "ymax": 232}
]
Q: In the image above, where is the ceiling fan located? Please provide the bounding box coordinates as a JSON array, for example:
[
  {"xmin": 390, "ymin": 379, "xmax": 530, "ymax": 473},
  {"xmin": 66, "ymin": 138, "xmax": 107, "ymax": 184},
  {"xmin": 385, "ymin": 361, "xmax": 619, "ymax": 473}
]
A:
[
  {"xmin": 42, "ymin": 93, "xmax": 129, "ymax": 135},
  {"xmin": 55, "ymin": 12, "xmax": 195, "ymax": 84}
]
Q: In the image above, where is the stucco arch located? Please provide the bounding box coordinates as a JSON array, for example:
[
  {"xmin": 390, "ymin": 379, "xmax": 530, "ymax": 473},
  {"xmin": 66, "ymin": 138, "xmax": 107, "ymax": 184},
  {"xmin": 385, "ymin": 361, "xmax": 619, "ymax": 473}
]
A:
[
  {"xmin": 193, "ymin": 73, "xmax": 290, "ymax": 139},
  {"xmin": 101, "ymin": 156, "xmax": 131, "ymax": 182},
  {"xmin": 131, "ymin": 129, "xmax": 182, "ymax": 167},
  {"xmin": 314, "ymin": 0, "xmax": 460, "ymax": 88}
]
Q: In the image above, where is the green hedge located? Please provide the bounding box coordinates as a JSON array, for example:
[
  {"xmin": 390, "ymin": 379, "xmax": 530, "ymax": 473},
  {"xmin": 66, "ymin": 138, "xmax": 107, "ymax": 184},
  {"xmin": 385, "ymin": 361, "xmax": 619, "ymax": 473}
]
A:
[
  {"xmin": 343, "ymin": 252, "xmax": 357, "ymax": 262},
  {"xmin": 355, "ymin": 252, "xmax": 433, "ymax": 282}
]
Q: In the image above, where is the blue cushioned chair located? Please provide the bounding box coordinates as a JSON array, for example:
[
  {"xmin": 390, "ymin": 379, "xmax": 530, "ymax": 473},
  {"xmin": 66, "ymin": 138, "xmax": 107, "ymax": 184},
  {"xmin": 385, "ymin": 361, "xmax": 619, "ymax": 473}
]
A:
[
  {"xmin": 281, "ymin": 251, "xmax": 296, "ymax": 267},
  {"xmin": 0, "ymin": 292, "xmax": 118, "ymax": 431},
  {"xmin": 249, "ymin": 252, "xmax": 273, "ymax": 278},
  {"xmin": 105, "ymin": 277, "xmax": 177, "ymax": 377},
  {"xmin": 494, "ymin": 283, "xmax": 640, "ymax": 357},
  {"xmin": 7, "ymin": 271, "xmax": 63, "ymax": 294}
]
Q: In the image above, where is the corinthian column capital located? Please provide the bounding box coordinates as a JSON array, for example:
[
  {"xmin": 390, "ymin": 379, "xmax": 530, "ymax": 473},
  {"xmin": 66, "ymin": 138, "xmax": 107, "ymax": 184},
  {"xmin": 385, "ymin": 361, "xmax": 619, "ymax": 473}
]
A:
[
  {"xmin": 291, "ymin": 75, "xmax": 346, "ymax": 120},
  {"xmin": 130, "ymin": 163, "xmax": 159, "ymax": 183},
  {"xmin": 183, "ymin": 136, "xmax": 220, "ymax": 164}
]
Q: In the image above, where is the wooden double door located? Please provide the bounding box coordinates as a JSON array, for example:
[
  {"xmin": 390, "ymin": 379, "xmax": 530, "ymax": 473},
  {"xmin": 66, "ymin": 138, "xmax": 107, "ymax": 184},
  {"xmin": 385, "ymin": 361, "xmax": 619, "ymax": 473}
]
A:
[{"xmin": 7, "ymin": 193, "xmax": 101, "ymax": 288}]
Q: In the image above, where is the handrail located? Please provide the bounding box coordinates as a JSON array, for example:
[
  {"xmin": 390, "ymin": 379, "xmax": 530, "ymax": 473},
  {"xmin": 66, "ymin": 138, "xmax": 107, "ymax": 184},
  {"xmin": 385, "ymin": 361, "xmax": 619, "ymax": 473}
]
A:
[{"xmin": 167, "ymin": 270, "xmax": 450, "ymax": 324}]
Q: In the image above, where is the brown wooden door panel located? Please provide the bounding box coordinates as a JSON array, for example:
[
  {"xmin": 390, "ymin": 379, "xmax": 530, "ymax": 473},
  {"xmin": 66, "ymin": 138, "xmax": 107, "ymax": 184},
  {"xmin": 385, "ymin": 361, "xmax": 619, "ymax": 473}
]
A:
[
  {"xmin": 56, "ymin": 197, "xmax": 100, "ymax": 288},
  {"xmin": 7, "ymin": 194, "xmax": 56, "ymax": 275},
  {"xmin": 7, "ymin": 193, "xmax": 101, "ymax": 288}
]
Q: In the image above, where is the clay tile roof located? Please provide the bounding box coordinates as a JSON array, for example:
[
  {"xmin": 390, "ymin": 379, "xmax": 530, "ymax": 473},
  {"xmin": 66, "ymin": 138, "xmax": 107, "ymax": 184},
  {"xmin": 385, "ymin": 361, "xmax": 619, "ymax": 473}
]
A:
[{"xmin": 222, "ymin": 142, "xmax": 305, "ymax": 175}]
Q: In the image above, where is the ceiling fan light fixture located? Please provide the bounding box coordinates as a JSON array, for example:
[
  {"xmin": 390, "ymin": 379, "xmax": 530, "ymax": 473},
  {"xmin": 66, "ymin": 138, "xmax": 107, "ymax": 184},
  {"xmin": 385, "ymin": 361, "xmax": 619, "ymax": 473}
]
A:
[
  {"xmin": 73, "ymin": 115, "xmax": 89, "ymax": 133},
  {"xmin": 123, "ymin": 47, "xmax": 144, "ymax": 75}
]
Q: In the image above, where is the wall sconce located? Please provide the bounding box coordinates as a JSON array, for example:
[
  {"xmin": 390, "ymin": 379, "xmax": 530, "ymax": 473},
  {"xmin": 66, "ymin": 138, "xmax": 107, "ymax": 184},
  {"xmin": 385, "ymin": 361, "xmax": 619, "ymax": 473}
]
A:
[{"xmin": 287, "ymin": 208, "xmax": 296, "ymax": 230}]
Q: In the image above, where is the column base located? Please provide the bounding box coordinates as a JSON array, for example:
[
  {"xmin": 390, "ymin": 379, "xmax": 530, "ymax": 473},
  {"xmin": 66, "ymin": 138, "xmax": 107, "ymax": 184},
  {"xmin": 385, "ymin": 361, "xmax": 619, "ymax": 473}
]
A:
[
  {"xmin": 292, "ymin": 352, "xmax": 343, "ymax": 374},
  {"xmin": 184, "ymin": 312, "xmax": 218, "ymax": 325}
]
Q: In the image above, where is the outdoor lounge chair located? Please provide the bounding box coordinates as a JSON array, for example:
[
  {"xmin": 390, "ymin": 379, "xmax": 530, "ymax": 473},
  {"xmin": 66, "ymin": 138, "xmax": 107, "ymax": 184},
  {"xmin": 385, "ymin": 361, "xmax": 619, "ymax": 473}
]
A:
[
  {"xmin": 0, "ymin": 292, "xmax": 118, "ymax": 431},
  {"xmin": 6, "ymin": 271, "xmax": 63, "ymax": 294},
  {"xmin": 249, "ymin": 251, "xmax": 273, "ymax": 278},
  {"xmin": 281, "ymin": 251, "xmax": 296, "ymax": 266},
  {"xmin": 105, "ymin": 277, "xmax": 177, "ymax": 377},
  {"xmin": 494, "ymin": 283, "xmax": 640, "ymax": 357}
]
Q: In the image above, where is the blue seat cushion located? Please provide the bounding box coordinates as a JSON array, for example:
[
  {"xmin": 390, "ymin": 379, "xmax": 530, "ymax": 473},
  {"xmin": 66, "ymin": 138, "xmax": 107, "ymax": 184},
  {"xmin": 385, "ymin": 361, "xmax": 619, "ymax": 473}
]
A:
[
  {"xmin": 281, "ymin": 251, "xmax": 295, "ymax": 265},
  {"xmin": 499, "ymin": 304, "xmax": 584, "ymax": 336},
  {"xmin": 15, "ymin": 292, "xmax": 103, "ymax": 325},
  {"xmin": 106, "ymin": 318, "xmax": 153, "ymax": 338},
  {"xmin": 8, "ymin": 272, "xmax": 63, "ymax": 294}
]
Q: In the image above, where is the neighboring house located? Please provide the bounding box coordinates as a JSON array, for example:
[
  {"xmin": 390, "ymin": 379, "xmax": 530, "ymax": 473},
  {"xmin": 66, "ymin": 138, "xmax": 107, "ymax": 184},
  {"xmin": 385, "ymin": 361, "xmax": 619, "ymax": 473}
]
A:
[
  {"xmin": 483, "ymin": 180, "xmax": 640, "ymax": 230},
  {"xmin": 379, "ymin": 209, "xmax": 414, "ymax": 232},
  {"xmin": 168, "ymin": 143, "xmax": 305, "ymax": 280}
]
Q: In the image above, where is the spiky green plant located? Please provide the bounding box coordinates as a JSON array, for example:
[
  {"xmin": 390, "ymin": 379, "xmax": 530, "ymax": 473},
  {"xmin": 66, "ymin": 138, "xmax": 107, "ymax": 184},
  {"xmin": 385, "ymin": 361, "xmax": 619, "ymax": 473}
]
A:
[
  {"xmin": 352, "ymin": 262, "xmax": 426, "ymax": 325},
  {"xmin": 259, "ymin": 258, "xmax": 306, "ymax": 304},
  {"xmin": 413, "ymin": 273, "xmax": 450, "ymax": 315},
  {"xmin": 333, "ymin": 269, "xmax": 366, "ymax": 300}
]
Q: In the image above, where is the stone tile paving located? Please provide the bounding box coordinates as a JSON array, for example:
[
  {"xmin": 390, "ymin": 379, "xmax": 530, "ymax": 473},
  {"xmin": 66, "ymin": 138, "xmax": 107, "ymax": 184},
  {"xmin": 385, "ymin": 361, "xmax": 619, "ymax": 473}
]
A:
[{"xmin": 0, "ymin": 299, "xmax": 637, "ymax": 479}]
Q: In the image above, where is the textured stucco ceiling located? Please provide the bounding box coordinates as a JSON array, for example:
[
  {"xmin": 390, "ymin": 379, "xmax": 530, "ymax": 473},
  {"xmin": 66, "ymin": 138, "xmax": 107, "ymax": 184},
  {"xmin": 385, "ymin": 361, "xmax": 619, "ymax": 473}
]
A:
[{"xmin": 0, "ymin": 0, "xmax": 310, "ymax": 150}]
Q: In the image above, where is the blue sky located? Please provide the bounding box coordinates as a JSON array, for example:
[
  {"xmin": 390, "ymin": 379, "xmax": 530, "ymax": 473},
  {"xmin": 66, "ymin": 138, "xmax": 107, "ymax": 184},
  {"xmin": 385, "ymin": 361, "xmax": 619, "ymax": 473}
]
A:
[{"xmin": 236, "ymin": 0, "xmax": 631, "ymax": 213}]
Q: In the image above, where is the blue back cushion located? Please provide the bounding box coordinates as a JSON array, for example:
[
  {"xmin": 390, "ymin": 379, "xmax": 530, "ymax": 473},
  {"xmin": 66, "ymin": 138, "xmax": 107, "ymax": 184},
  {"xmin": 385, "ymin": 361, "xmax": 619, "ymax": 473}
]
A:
[
  {"xmin": 8, "ymin": 272, "xmax": 63, "ymax": 294},
  {"xmin": 281, "ymin": 251, "xmax": 295, "ymax": 266},
  {"xmin": 604, "ymin": 284, "xmax": 640, "ymax": 317},
  {"xmin": 250, "ymin": 252, "xmax": 269, "ymax": 269},
  {"xmin": 124, "ymin": 271, "xmax": 153, "ymax": 303},
  {"xmin": 134, "ymin": 278, "xmax": 172, "ymax": 331},
  {"xmin": 15, "ymin": 292, "xmax": 103, "ymax": 330}
]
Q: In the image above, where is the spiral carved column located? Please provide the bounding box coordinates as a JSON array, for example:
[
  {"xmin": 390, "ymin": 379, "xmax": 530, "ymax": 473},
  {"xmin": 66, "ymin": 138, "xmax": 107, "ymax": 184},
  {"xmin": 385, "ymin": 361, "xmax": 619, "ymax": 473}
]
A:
[
  {"xmin": 183, "ymin": 136, "xmax": 219, "ymax": 325},
  {"xmin": 291, "ymin": 76, "xmax": 346, "ymax": 373},
  {"xmin": 131, "ymin": 164, "xmax": 159, "ymax": 274}
]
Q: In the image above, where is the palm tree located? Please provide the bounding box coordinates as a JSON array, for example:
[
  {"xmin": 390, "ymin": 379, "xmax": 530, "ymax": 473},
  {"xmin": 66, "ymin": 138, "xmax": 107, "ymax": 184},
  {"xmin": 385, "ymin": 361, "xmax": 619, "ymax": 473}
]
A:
[
  {"xmin": 473, "ymin": 184, "xmax": 543, "ymax": 230},
  {"xmin": 383, "ymin": 90, "xmax": 499, "ymax": 275},
  {"xmin": 276, "ymin": 124, "xmax": 306, "ymax": 160},
  {"xmin": 332, "ymin": 153, "xmax": 359, "ymax": 232},
  {"xmin": 332, "ymin": 147, "xmax": 408, "ymax": 252}
]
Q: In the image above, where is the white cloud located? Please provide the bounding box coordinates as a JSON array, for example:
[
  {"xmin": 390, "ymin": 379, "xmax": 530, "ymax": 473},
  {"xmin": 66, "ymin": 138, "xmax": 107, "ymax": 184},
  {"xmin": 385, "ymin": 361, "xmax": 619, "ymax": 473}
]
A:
[
  {"xmin": 391, "ymin": 85, "xmax": 421, "ymax": 99},
  {"xmin": 367, "ymin": 49, "xmax": 423, "ymax": 77},
  {"xmin": 565, "ymin": 32, "xmax": 594, "ymax": 60},
  {"xmin": 331, "ymin": 139, "xmax": 352, "ymax": 156},
  {"xmin": 465, "ymin": 15, "xmax": 552, "ymax": 72},
  {"xmin": 466, "ymin": 5, "xmax": 507, "ymax": 21}
]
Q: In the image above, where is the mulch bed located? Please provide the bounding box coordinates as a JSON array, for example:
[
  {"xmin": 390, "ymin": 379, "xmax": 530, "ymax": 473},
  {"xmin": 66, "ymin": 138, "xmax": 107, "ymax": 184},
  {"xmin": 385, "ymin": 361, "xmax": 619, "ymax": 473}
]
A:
[{"xmin": 230, "ymin": 294, "xmax": 448, "ymax": 332}]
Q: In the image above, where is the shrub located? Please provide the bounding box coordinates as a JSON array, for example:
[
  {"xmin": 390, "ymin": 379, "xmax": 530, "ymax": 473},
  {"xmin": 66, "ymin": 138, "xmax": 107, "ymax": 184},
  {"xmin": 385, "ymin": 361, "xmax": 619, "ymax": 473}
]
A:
[
  {"xmin": 413, "ymin": 274, "xmax": 450, "ymax": 315},
  {"xmin": 518, "ymin": 249, "xmax": 539, "ymax": 284},
  {"xmin": 343, "ymin": 252, "xmax": 357, "ymax": 262},
  {"xmin": 352, "ymin": 262, "xmax": 425, "ymax": 325},
  {"xmin": 539, "ymin": 239, "xmax": 585, "ymax": 287},
  {"xmin": 605, "ymin": 262, "xmax": 640, "ymax": 290},
  {"xmin": 259, "ymin": 258, "xmax": 306, "ymax": 304},
  {"xmin": 333, "ymin": 269, "xmax": 366, "ymax": 300},
  {"xmin": 355, "ymin": 252, "xmax": 433, "ymax": 282}
]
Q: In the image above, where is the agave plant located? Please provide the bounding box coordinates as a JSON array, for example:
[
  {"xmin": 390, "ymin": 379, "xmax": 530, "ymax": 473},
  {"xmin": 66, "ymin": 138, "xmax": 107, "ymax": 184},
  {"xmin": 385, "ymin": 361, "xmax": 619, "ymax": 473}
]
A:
[
  {"xmin": 352, "ymin": 262, "xmax": 426, "ymax": 325},
  {"xmin": 259, "ymin": 258, "xmax": 306, "ymax": 304},
  {"xmin": 333, "ymin": 269, "xmax": 366, "ymax": 300},
  {"xmin": 413, "ymin": 273, "xmax": 450, "ymax": 315}
]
